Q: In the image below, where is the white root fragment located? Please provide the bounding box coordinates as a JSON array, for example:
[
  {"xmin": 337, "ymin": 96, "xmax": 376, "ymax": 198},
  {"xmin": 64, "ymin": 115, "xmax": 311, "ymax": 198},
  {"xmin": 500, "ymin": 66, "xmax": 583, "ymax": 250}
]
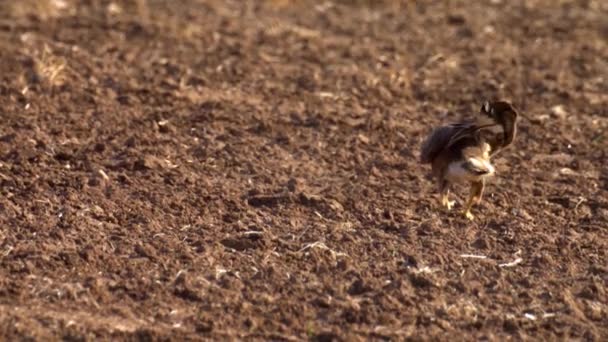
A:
[
  {"xmin": 242, "ymin": 231, "xmax": 264, "ymax": 237},
  {"xmin": 459, "ymin": 254, "xmax": 488, "ymax": 259},
  {"xmin": 98, "ymin": 169, "xmax": 110, "ymax": 181},
  {"xmin": 215, "ymin": 268, "xmax": 228, "ymax": 280},
  {"xmin": 499, "ymin": 257, "xmax": 523, "ymax": 268}
]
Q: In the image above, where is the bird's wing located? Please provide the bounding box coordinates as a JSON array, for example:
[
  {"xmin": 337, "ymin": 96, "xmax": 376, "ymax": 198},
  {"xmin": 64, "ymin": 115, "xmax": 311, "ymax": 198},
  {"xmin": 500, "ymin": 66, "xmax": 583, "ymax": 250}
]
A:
[
  {"xmin": 497, "ymin": 112, "xmax": 517, "ymax": 154},
  {"xmin": 419, "ymin": 122, "xmax": 476, "ymax": 164},
  {"xmin": 483, "ymin": 117, "xmax": 517, "ymax": 156},
  {"xmin": 484, "ymin": 132, "xmax": 506, "ymax": 156},
  {"xmin": 445, "ymin": 122, "xmax": 481, "ymax": 148},
  {"xmin": 463, "ymin": 158, "xmax": 493, "ymax": 175}
]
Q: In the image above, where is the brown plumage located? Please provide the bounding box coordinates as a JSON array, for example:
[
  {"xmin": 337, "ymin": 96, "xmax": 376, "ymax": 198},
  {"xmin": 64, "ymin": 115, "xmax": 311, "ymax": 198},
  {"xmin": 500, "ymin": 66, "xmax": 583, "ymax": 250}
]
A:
[{"xmin": 420, "ymin": 101, "xmax": 519, "ymax": 220}]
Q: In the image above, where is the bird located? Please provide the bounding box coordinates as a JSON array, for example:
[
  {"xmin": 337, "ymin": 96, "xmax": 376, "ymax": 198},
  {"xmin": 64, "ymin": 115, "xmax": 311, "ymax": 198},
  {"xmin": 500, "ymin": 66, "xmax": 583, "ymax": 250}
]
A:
[{"xmin": 419, "ymin": 100, "xmax": 519, "ymax": 220}]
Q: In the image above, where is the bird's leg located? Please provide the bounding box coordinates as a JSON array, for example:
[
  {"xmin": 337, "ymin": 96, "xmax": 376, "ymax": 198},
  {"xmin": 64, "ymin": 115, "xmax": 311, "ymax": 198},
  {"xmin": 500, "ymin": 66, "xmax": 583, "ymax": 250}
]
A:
[
  {"xmin": 439, "ymin": 179, "xmax": 455, "ymax": 210},
  {"xmin": 463, "ymin": 180, "xmax": 484, "ymax": 220}
]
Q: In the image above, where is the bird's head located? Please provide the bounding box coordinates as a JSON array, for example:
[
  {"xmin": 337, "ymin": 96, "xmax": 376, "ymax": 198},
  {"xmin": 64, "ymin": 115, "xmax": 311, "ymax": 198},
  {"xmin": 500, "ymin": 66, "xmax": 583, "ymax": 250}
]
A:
[{"xmin": 479, "ymin": 100, "xmax": 519, "ymax": 146}]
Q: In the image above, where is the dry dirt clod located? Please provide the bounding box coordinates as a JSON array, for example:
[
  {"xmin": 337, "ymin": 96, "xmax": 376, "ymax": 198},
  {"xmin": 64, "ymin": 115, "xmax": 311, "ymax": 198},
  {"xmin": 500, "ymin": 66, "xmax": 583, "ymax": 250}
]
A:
[{"xmin": 550, "ymin": 105, "xmax": 569, "ymax": 120}]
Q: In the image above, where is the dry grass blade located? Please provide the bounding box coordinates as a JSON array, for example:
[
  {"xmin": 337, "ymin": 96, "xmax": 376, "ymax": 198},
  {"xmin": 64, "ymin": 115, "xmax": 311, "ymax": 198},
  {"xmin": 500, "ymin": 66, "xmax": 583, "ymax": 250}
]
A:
[
  {"xmin": 498, "ymin": 257, "xmax": 523, "ymax": 268},
  {"xmin": 459, "ymin": 254, "xmax": 488, "ymax": 259},
  {"xmin": 29, "ymin": 44, "xmax": 70, "ymax": 87}
]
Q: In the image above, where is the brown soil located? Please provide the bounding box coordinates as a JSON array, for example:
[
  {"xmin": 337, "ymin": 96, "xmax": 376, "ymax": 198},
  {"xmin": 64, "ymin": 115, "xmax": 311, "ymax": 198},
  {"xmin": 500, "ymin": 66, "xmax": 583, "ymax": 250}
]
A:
[{"xmin": 0, "ymin": 0, "xmax": 607, "ymax": 340}]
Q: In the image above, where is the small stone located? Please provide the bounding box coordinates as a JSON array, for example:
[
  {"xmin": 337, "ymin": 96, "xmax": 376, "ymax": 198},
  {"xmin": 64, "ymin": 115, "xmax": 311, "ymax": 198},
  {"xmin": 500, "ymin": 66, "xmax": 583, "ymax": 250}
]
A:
[
  {"xmin": 559, "ymin": 167, "xmax": 576, "ymax": 176},
  {"xmin": 551, "ymin": 105, "xmax": 568, "ymax": 119}
]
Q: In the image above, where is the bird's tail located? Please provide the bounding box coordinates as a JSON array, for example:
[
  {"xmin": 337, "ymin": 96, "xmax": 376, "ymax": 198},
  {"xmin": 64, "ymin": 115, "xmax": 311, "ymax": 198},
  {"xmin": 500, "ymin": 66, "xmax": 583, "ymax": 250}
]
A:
[
  {"xmin": 419, "ymin": 133, "xmax": 435, "ymax": 164},
  {"xmin": 419, "ymin": 125, "xmax": 453, "ymax": 164}
]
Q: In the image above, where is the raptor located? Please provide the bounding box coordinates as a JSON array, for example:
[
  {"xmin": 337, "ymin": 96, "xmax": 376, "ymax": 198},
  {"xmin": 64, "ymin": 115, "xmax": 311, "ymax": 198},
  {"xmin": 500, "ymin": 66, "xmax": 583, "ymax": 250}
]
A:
[{"xmin": 420, "ymin": 101, "xmax": 519, "ymax": 220}]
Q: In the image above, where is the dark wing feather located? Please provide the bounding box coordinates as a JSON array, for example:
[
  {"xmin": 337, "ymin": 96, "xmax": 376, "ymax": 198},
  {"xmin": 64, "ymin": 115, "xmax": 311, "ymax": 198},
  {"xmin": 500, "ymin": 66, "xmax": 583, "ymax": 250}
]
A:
[
  {"xmin": 485, "ymin": 114, "xmax": 517, "ymax": 156},
  {"xmin": 482, "ymin": 102, "xmax": 519, "ymax": 156},
  {"xmin": 499, "ymin": 112, "xmax": 517, "ymax": 150},
  {"xmin": 484, "ymin": 132, "xmax": 506, "ymax": 156},
  {"xmin": 419, "ymin": 123, "xmax": 475, "ymax": 164},
  {"xmin": 420, "ymin": 121, "xmax": 502, "ymax": 164}
]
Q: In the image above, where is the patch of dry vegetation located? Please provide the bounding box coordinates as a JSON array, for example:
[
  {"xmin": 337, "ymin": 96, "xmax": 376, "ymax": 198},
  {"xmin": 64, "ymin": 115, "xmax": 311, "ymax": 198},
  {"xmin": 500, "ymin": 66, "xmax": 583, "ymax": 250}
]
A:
[{"xmin": 8, "ymin": 0, "xmax": 75, "ymax": 21}]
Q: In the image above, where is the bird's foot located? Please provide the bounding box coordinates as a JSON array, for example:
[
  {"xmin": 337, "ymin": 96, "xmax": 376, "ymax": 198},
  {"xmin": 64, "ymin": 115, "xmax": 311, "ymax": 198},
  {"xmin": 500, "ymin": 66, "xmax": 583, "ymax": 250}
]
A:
[
  {"xmin": 441, "ymin": 196, "xmax": 455, "ymax": 210},
  {"xmin": 463, "ymin": 210, "xmax": 475, "ymax": 221},
  {"xmin": 446, "ymin": 200, "xmax": 455, "ymax": 210}
]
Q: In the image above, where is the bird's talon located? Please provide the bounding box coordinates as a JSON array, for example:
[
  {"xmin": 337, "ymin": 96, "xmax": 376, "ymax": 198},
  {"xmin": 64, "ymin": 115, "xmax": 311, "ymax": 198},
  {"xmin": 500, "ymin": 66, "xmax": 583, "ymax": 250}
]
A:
[
  {"xmin": 446, "ymin": 200, "xmax": 455, "ymax": 210},
  {"xmin": 441, "ymin": 197, "xmax": 455, "ymax": 210}
]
